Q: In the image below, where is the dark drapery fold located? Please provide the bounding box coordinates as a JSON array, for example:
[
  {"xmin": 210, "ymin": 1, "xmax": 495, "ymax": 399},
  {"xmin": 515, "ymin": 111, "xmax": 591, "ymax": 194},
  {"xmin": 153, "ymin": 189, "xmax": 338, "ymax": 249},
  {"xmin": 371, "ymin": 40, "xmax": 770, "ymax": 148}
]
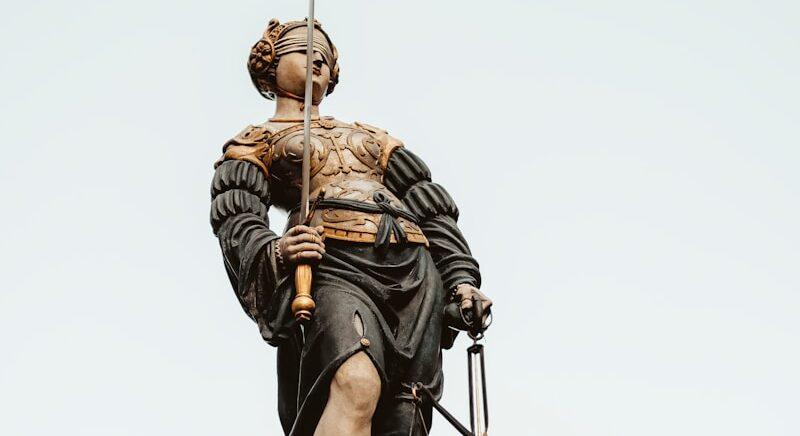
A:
[
  {"xmin": 382, "ymin": 148, "xmax": 431, "ymax": 196},
  {"xmin": 210, "ymin": 140, "xmax": 485, "ymax": 435},
  {"xmin": 211, "ymin": 159, "xmax": 271, "ymax": 202},
  {"xmin": 281, "ymin": 241, "xmax": 445, "ymax": 436},
  {"xmin": 384, "ymin": 148, "xmax": 480, "ymax": 291},
  {"xmin": 419, "ymin": 215, "xmax": 481, "ymax": 290},
  {"xmin": 211, "ymin": 160, "xmax": 281, "ymax": 325},
  {"xmin": 404, "ymin": 182, "xmax": 460, "ymax": 221}
]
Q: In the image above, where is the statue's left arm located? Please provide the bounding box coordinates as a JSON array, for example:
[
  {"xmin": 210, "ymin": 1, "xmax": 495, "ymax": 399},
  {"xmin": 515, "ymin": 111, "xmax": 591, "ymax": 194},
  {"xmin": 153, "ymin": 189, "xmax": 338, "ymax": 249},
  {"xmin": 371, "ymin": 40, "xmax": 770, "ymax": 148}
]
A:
[
  {"xmin": 372, "ymin": 130, "xmax": 490, "ymax": 345},
  {"xmin": 210, "ymin": 126, "xmax": 285, "ymax": 343},
  {"xmin": 211, "ymin": 158, "xmax": 281, "ymax": 323},
  {"xmin": 383, "ymin": 146, "xmax": 481, "ymax": 290}
]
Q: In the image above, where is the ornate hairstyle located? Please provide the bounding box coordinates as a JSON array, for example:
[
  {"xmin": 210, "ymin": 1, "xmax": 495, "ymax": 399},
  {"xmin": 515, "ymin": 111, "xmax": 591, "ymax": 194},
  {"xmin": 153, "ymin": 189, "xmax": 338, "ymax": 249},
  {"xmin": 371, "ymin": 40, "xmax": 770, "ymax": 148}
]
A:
[{"xmin": 248, "ymin": 19, "xmax": 340, "ymax": 101}]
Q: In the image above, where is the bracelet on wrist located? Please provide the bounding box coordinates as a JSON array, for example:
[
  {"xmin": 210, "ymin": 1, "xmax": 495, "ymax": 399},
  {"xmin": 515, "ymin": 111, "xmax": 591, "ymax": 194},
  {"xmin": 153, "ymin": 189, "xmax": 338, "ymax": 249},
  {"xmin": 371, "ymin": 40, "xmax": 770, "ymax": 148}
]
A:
[{"xmin": 274, "ymin": 240, "xmax": 285, "ymax": 273}]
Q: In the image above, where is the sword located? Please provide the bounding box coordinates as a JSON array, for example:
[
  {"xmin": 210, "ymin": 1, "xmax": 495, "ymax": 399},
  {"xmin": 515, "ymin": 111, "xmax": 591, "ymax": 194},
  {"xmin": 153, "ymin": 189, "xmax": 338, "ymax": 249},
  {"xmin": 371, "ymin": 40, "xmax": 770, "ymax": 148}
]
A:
[{"xmin": 290, "ymin": 0, "xmax": 317, "ymax": 323}]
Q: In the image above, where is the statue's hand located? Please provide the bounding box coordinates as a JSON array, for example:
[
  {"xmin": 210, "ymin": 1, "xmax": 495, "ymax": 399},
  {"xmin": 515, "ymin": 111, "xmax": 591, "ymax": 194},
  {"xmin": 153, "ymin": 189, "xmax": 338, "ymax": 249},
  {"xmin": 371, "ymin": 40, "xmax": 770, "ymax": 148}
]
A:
[
  {"xmin": 448, "ymin": 283, "xmax": 492, "ymax": 331},
  {"xmin": 278, "ymin": 225, "xmax": 326, "ymax": 266}
]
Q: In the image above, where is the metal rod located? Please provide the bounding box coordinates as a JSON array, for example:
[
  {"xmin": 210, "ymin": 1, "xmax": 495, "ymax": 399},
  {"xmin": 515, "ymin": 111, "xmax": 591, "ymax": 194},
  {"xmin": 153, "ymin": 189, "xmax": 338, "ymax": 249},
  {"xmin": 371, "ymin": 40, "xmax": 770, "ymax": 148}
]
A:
[
  {"xmin": 480, "ymin": 345, "xmax": 489, "ymax": 431},
  {"xmin": 291, "ymin": 0, "xmax": 317, "ymax": 323},
  {"xmin": 416, "ymin": 383, "xmax": 473, "ymax": 436},
  {"xmin": 469, "ymin": 344, "xmax": 489, "ymax": 436},
  {"xmin": 300, "ymin": 0, "xmax": 315, "ymax": 220},
  {"xmin": 468, "ymin": 345, "xmax": 476, "ymax": 432}
]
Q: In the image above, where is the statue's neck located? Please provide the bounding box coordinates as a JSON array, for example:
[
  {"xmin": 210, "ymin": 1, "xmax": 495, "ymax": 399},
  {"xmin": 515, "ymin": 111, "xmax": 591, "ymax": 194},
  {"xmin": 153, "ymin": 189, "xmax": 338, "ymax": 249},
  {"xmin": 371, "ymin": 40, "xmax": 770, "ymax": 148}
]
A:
[{"xmin": 273, "ymin": 96, "xmax": 321, "ymax": 120}]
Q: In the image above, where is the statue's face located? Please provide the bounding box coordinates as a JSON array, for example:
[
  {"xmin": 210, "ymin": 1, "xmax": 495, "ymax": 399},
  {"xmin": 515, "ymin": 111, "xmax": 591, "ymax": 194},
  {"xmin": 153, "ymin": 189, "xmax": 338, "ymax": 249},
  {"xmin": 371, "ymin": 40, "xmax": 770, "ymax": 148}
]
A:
[{"xmin": 275, "ymin": 27, "xmax": 332, "ymax": 103}]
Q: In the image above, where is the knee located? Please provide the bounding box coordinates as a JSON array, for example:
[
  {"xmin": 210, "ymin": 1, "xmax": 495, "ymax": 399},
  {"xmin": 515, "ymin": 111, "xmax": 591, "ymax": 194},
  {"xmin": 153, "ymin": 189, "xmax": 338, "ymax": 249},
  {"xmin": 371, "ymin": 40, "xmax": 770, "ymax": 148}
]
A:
[{"xmin": 331, "ymin": 352, "xmax": 381, "ymax": 416}]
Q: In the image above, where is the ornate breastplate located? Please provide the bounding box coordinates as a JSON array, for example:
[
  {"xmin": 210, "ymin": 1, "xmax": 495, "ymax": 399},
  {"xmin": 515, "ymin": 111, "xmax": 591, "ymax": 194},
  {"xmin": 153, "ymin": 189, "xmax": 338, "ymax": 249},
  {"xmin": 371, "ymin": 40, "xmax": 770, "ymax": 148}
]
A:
[{"xmin": 267, "ymin": 119, "xmax": 426, "ymax": 245}]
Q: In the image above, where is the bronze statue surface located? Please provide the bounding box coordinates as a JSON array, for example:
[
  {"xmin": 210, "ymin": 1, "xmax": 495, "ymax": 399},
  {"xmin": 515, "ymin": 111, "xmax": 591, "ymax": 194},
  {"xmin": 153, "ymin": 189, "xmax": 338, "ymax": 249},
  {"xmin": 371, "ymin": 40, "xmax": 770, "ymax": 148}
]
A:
[
  {"xmin": 221, "ymin": 119, "xmax": 427, "ymax": 245},
  {"xmin": 210, "ymin": 18, "xmax": 491, "ymax": 436}
]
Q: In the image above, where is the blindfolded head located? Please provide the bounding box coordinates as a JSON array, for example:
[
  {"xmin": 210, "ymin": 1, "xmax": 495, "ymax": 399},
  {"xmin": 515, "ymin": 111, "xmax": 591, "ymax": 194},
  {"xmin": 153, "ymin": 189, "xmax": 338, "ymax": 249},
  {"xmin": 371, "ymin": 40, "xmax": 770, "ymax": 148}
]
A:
[{"xmin": 248, "ymin": 19, "xmax": 340, "ymax": 103}]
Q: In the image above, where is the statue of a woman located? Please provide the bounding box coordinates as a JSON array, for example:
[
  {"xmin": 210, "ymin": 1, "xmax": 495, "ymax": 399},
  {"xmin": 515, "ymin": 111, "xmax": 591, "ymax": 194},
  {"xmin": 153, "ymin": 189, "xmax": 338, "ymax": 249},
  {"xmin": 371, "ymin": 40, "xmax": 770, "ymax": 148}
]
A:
[{"xmin": 210, "ymin": 19, "xmax": 492, "ymax": 435}]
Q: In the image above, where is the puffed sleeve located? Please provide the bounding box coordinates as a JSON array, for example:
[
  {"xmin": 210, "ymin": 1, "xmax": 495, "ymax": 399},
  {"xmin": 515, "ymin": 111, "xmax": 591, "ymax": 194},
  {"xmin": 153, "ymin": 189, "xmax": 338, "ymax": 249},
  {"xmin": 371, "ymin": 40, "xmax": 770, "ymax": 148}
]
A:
[
  {"xmin": 210, "ymin": 125, "xmax": 283, "ymax": 331},
  {"xmin": 383, "ymin": 147, "xmax": 481, "ymax": 291}
]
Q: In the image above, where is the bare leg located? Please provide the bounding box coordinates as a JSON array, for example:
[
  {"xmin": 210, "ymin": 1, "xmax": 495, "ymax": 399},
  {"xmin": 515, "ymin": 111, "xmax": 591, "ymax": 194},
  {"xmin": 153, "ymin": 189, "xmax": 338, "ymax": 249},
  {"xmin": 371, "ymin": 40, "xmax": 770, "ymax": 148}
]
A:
[{"xmin": 314, "ymin": 351, "xmax": 381, "ymax": 436}]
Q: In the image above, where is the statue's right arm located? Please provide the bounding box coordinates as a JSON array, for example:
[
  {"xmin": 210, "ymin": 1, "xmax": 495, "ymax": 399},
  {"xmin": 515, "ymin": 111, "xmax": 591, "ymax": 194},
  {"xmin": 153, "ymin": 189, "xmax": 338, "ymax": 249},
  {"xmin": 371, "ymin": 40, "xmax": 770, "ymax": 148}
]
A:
[{"xmin": 210, "ymin": 125, "xmax": 281, "ymax": 325}]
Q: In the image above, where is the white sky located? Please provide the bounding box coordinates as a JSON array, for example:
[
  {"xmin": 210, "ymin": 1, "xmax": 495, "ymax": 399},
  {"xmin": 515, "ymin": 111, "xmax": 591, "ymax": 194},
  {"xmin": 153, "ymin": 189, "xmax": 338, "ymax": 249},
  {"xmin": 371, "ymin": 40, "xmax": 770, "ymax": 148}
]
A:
[{"xmin": 1, "ymin": 1, "xmax": 799, "ymax": 435}]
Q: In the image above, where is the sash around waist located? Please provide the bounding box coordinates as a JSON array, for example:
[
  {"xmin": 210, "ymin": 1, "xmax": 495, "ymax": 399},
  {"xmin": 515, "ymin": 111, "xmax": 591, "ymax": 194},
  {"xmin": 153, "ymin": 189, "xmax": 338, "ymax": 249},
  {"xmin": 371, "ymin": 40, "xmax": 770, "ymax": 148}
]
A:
[{"xmin": 291, "ymin": 193, "xmax": 428, "ymax": 247}]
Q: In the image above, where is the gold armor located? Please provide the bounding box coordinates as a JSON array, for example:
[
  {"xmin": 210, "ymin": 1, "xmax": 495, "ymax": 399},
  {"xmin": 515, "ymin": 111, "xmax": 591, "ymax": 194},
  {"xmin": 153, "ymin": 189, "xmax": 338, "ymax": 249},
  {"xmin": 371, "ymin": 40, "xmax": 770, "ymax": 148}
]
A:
[{"xmin": 221, "ymin": 118, "xmax": 426, "ymax": 245}]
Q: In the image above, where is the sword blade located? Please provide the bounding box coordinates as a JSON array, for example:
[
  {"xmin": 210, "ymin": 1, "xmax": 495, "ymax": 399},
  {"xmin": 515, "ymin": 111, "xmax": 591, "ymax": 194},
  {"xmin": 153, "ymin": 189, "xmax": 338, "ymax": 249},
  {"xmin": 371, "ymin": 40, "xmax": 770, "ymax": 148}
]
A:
[{"xmin": 300, "ymin": 0, "xmax": 315, "ymax": 220}]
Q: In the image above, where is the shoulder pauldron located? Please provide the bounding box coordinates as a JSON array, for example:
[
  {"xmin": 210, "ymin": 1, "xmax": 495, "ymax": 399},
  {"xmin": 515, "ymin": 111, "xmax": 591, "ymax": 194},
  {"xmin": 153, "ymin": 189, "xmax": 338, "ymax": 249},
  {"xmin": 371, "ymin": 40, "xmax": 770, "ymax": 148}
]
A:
[
  {"xmin": 215, "ymin": 124, "xmax": 274, "ymax": 176},
  {"xmin": 354, "ymin": 121, "xmax": 404, "ymax": 172}
]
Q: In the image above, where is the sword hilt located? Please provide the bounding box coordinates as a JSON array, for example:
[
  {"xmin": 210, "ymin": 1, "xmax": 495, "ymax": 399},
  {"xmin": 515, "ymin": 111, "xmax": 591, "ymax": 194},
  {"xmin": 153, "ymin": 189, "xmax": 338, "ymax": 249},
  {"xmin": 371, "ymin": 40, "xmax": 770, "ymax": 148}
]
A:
[
  {"xmin": 291, "ymin": 189, "xmax": 325, "ymax": 323},
  {"xmin": 292, "ymin": 264, "xmax": 314, "ymax": 322}
]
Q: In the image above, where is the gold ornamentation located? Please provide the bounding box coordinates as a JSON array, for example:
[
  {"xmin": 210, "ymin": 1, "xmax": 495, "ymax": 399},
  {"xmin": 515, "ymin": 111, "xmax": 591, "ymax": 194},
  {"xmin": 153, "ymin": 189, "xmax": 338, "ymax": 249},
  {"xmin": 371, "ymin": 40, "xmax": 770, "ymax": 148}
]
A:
[
  {"xmin": 319, "ymin": 118, "xmax": 337, "ymax": 129},
  {"xmin": 219, "ymin": 145, "xmax": 270, "ymax": 176},
  {"xmin": 215, "ymin": 124, "xmax": 274, "ymax": 176},
  {"xmin": 264, "ymin": 119, "xmax": 427, "ymax": 243},
  {"xmin": 322, "ymin": 226, "xmax": 428, "ymax": 246},
  {"xmin": 354, "ymin": 121, "xmax": 405, "ymax": 171}
]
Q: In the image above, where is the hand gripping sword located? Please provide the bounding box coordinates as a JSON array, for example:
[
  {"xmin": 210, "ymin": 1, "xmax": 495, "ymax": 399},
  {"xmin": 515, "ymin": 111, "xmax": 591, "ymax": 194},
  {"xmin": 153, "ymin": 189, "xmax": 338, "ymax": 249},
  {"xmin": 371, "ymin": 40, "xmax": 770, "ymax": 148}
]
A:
[{"xmin": 290, "ymin": 0, "xmax": 317, "ymax": 323}]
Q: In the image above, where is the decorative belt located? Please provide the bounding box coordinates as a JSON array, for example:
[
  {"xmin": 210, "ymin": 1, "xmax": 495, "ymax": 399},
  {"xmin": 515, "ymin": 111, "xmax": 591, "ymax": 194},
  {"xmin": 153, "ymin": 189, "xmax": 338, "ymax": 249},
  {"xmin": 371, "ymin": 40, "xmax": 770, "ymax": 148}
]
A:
[{"xmin": 314, "ymin": 192, "xmax": 421, "ymax": 249}]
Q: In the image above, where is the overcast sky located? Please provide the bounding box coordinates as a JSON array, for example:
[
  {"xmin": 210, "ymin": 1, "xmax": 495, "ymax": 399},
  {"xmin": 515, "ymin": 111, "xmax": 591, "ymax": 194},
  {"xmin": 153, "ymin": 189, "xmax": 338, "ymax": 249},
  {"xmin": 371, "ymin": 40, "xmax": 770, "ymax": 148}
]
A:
[{"xmin": 1, "ymin": 1, "xmax": 799, "ymax": 435}]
